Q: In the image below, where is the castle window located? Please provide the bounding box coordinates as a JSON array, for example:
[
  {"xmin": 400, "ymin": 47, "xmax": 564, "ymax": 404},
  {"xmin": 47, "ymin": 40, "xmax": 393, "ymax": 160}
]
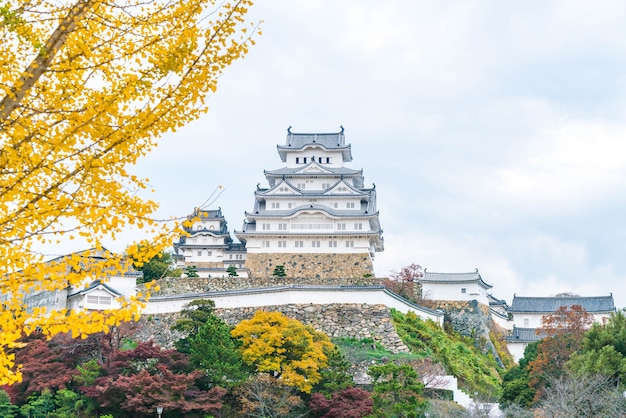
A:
[
  {"xmin": 329, "ymin": 241, "xmax": 337, "ymax": 247},
  {"xmin": 524, "ymin": 318, "xmax": 529, "ymax": 327},
  {"xmin": 337, "ymin": 223, "xmax": 346, "ymax": 230},
  {"xmin": 278, "ymin": 241, "xmax": 287, "ymax": 248},
  {"xmin": 319, "ymin": 157, "xmax": 323, "ymax": 163},
  {"xmin": 354, "ymin": 223, "xmax": 362, "ymax": 230},
  {"xmin": 312, "ymin": 241, "xmax": 321, "ymax": 248},
  {"xmin": 326, "ymin": 157, "xmax": 331, "ymax": 163},
  {"xmin": 278, "ymin": 223, "xmax": 288, "ymax": 231},
  {"xmin": 263, "ymin": 241, "xmax": 270, "ymax": 248},
  {"xmin": 262, "ymin": 223, "xmax": 270, "ymax": 230},
  {"xmin": 346, "ymin": 202, "xmax": 355, "ymax": 209},
  {"xmin": 288, "ymin": 203, "xmax": 293, "ymax": 208},
  {"xmin": 271, "ymin": 202, "xmax": 280, "ymax": 209},
  {"xmin": 322, "ymin": 183, "xmax": 330, "ymax": 189},
  {"xmin": 295, "ymin": 241, "xmax": 303, "ymax": 248},
  {"xmin": 296, "ymin": 157, "xmax": 300, "ymax": 164},
  {"xmin": 197, "ymin": 250, "xmax": 202, "ymax": 256},
  {"xmin": 297, "ymin": 183, "xmax": 305, "ymax": 189},
  {"xmin": 461, "ymin": 288, "xmax": 466, "ymax": 294},
  {"xmin": 332, "ymin": 202, "xmax": 338, "ymax": 208},
  {"xmin": 345, "ymin": 241, "xmax": 354, "ymax": 248},
  {"xmin": 87, "ymin": 295, "xmax": 112, "ymax": 305},
  {"xmin": 207, "ymin": 251, "xmax": 212, "ymax": 256},
  {"xmin": 303, "ymin": 158, "xmax": 307, "ymax": 164}
]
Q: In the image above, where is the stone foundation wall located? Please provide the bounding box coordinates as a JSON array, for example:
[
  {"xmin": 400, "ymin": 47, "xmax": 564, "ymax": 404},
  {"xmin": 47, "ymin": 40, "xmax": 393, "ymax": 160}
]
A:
[
  {"xmin": 137, "ymin": 303, "xmax": 409, "ymax": 354},
  {"xmin": 190, "ymin": 261, "xmax": 223, "ymax": 268},
  {"xmin": 245, "ymin": 252, "xmax": 374, "ymax": 279},
  {"xmin": 429, "ymin": 299, "xmax": 505, "ymax": 367},
  {"xmin": 144, "ymin": 275, "xmax": 382, "ymax": 297}
]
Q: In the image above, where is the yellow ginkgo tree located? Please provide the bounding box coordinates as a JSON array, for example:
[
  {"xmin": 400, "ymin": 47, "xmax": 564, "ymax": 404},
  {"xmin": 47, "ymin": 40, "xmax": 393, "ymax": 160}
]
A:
[
  {"xmin": 0, "ymin": 0, "xmax": 258, "ymax": 384},
  {"xmin": 231, "ymin": 311, "xmax": 334, "ymax": 393}
]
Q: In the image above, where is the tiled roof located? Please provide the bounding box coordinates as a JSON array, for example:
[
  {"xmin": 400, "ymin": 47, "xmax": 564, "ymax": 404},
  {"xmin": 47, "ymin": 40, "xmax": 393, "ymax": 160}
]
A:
[
  {"xmin": 277, "ymin": 128, "xmax": 353, "ymax": 162},
  {"xmin": 265, "ymin": 166, "xmax": 362, "ymax": 176},
  {"xmin": 283, "ymin": 129, "xmax": 346, "ymax": 149},
  {"xmin": 488, "ymin": 294, "xmax": 508, "ymax": 307},
  {"xmin": 421, "ymin": 269, "xmax": 493, "ymax": 289},
  {"xmin": 68, "ymin": 280, "xmax": 122, "ymax": 298},
  {"xmin": 505, "ymin": 327, "xmax": 545, "ymax": 343},
  {"xmin": 509, "ymin": 295, "xmax": 615, "ymax": 313}
]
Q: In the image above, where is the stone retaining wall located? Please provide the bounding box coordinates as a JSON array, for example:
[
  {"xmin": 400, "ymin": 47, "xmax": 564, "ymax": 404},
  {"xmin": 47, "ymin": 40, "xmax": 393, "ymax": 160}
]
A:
[
  {"xmin": 245, "ymin": 252, "xmax": 374, "ymax": 279},
  {"xmin": 191, "ymin": 261, "xmax": 223, "ymax": 268},
  {"xmin": 145, "ymin": 275, "xmax": 382, "ymax": 297},
  {"xmin": 137, "ymin": 303, "xmax": 409, "ymax": 354}
]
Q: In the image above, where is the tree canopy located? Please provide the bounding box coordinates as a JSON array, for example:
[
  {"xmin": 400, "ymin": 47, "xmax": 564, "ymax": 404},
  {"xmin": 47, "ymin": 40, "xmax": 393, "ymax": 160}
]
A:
[
  {"xmin": 0, "ymin": 0, "xmax": 258, "ymax": 384},
  {"xmin": 231, "ymin": 311, "xmax": 333, "ymax": 393}
]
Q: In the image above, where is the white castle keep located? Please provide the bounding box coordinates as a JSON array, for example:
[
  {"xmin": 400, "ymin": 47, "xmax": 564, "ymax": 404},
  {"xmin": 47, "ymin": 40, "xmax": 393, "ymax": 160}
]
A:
[{"xmin": 174, "ymin": 127, "xmax": 384, "ymax": 279}]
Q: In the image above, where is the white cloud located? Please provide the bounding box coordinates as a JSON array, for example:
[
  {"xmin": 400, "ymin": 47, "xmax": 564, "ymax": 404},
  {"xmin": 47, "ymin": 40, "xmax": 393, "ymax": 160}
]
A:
[{"xmin": 492, "ymin": 121, "xmax": 626, "ymax": 208}]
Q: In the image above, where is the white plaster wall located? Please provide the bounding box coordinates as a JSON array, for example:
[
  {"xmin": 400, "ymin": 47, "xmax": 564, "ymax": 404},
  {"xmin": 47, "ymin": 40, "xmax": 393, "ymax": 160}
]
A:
[
  {"xmin": 491, "ymin": 311, "xmax": 513, "ymax": 330},
  {"xmin": 107, "ymin": 275, "xmax": 137, "ymax": 298},
  {"xmin": 286, "ymin": 149, "xmax": 342, "ymax": 168},
  {"xmin": 511, "ymin": 311, "xmax": 612, "ymax": 330},
  {"xmin": 507, "ymin": 341, "xmax": 528, "ymax": 363},
  {"xmin": 142, "ymin": 287, "xmax": 443, "ymax": 325},
  {"xmin": 244, "ymin": 236, "xmax": 372, "ymax": 254},
  {"xmin": 422, "ymin": 282, "xmax": 489, "ymax": 305}
]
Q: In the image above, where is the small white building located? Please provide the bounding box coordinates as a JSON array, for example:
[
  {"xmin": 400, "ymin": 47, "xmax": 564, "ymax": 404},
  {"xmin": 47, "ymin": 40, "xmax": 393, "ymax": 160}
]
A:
[
  {"xmin": 23, "ymin": 248, "xmax": 141, "ymax": 313},
  {"xmin": 419, "ymin": 269, "xmax": 493, "ymax": 306},
  {"xmin": 506, "ymin": 294, "xmax": 616, "ymax": 361},
  {"xmin": 173, "ymin": 208, "xmax": 248, "ymax": 278}
]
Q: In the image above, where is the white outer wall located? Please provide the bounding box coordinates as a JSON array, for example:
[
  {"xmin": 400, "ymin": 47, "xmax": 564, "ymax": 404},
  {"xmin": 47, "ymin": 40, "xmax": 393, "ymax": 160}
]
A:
[
  {"xmin": 491, "ymin": 312, "xmax": 513, "ymax": 330},
  {"xmin": 286, "ymin": 148, "xmax": 343, "ymax": 168},
  {"xmin": 142, "ymin": 288, "xmax": 443, "ymax": 325},
  {"xmin": 421, "ymin": 282, "xmax": 490, "ymax": 305},
  {"xmin": 511, "ymin": 311, "xmax": 612, "ymax": 329},
  {"xmin": 507, "ymin": 342, "xmax": 529, "ymax": 363},
  {"xmin": 244, "ymin": 237, "xmax": 372, "ymax": 254}
]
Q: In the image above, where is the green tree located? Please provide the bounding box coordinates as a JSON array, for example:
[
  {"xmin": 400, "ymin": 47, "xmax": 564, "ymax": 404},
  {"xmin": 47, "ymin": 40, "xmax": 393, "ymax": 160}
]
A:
[
  {"xmin": 312, "ymin": 345, "xmax": 354, "ymax": 397},
  {"xmin": 500, "ymin": 341, "xmax": 538, "ymax": 408},
  {"xmin": 568, "ymin": 310, "xmax": 626, "ymax": 382},
  {"xmin": 231, "ymin": 311, "xmax": 333, "ymax": 393},
  {"xmin": 172, "ymin": 299, "xmax": 217, "ymax": 354},
  {"xmin": 227, "ymin": 265, "xmax": 239, "ymax": 277},
  {"xmin": 50, "ymin": 389, "xmax": 91, "ymax": 418},
  {"xmin": 189, "ymin": 314, "xmax": 250, "ymax": 389},
  {"xmin": 367, "ymin": 362, "xmax": 427, "ymax": 418},
  {"xmin": 185, "ymin": 265, "xmax": 200, "ymax": 278},
  {"xmin": 19, "ymin": 389, "xmax": 55, "ymax": 418},
  {"xmin": 0, "ymin": 389, "xmax": 18, "ymax": 418},
  {"xmin": 273, "ymin": 265, "xmax": 287, "ymax": 277},
  {"xmin": 133, "ymin": 250, "xmax": 179, "ymax": 283}
]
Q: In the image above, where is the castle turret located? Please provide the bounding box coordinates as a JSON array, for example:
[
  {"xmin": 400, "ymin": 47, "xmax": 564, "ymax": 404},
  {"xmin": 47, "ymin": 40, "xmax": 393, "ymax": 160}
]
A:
[{"xmin": 235, "ymin": 127, "xmax": 384, "ymax": 279}]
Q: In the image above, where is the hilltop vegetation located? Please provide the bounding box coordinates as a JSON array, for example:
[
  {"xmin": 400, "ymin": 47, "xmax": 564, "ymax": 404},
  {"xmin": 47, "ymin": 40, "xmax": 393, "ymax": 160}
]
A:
[{"xmin": 0, "ymin": 301, "xmax": 514, "ymax": 417}]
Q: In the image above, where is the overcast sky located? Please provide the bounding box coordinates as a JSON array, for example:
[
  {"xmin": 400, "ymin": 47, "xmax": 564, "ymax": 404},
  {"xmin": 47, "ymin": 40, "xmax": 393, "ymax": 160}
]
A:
[{"xmin": 115, "ymin": 1, "xmax": 626, "ymax": 308}]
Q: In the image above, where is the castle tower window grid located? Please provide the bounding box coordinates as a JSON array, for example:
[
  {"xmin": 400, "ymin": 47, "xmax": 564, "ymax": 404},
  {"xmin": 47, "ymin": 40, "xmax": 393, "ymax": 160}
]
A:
[{"xmin": 235, "ymin": 127, "xmax": 383, "ymax": 278}]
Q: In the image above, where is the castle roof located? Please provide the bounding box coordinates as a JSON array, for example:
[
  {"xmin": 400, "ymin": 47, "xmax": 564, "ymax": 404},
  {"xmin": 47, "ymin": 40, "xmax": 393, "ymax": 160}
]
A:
[
  {"xmin": 265, "ymin": 165, "xmax": 362, "ymax": 177},
  {"xmin": 509, "ymin": 295, "xmax": 616, "ymax": 313},
  {"xmin": 505, "ymin": 327, "xmax": 545, "ymax": 343},
  {"xmin": 68, "ymin": 280, "xmax": 122, "ymax": 298},
  {"xmin": 421, "ymin": 269, "xmax": 493, "ymax": 289},
  {"xmin": 277, "ymin": 127, "xmax": 352, "ymax": 162}
]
